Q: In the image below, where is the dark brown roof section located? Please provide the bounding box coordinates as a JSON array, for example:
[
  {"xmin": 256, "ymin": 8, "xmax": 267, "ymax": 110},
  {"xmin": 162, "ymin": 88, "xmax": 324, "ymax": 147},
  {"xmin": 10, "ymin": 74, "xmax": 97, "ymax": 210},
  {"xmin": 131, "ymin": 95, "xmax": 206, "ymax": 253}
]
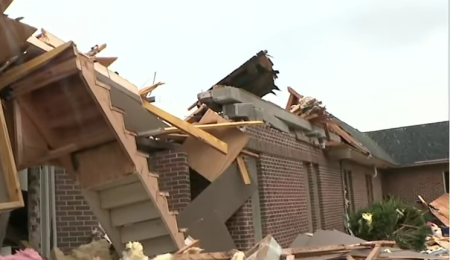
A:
[{"xmin": 187, "ymin": 50, "xmax": 279, "ymax": 110}]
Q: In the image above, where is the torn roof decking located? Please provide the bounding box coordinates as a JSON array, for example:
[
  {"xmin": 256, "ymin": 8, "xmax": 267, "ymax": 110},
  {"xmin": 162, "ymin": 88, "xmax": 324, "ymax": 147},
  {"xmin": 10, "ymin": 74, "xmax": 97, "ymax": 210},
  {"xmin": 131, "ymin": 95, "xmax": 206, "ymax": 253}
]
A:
[
  {"xmin": 188, "ymin": 50, "xmax": 280, "ymax": 110},
  {"xmin": 23, "ymin": 35, "xmax": 168, "ymax": 134}
]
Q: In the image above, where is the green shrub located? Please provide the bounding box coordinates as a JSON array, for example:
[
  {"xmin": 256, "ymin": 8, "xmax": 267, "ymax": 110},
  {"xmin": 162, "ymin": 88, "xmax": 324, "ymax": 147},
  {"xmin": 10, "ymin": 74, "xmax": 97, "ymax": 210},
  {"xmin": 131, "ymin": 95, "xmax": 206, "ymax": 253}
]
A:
[{"xmin": 348, "ymin": 197, "xmax": 431, "ymax": 251}]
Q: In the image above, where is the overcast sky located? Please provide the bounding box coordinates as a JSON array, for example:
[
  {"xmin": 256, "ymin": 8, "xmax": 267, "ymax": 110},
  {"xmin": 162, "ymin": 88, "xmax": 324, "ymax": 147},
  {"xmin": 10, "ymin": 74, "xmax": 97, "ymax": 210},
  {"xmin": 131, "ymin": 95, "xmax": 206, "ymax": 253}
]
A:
[{"xmin": 6, "ymin": 0, "xmax": 448, "ymax": 131}]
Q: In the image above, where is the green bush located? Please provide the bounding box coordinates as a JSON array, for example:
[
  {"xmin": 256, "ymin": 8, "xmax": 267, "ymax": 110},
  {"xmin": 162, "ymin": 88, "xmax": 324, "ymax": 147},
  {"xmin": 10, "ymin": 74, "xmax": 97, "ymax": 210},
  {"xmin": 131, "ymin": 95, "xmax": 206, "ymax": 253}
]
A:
[{"xmin": 348, "ymin": 197, "xmax": 431, "ymax": 251}]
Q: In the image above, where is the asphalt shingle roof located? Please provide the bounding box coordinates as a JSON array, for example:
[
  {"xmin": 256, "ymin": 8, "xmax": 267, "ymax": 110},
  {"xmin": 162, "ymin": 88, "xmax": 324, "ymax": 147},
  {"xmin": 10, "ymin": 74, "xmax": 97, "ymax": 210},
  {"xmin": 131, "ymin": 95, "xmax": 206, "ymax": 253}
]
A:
[{"xmin": 365, "ymin": 121, "xmax": 449, "ymax": 165}]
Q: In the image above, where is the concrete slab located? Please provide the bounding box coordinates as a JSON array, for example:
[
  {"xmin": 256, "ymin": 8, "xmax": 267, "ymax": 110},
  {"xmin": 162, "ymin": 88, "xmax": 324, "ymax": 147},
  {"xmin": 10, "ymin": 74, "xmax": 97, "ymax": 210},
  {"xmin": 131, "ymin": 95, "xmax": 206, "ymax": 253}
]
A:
[{"xmin": 198, "ymin": 87, "xmax": 340, "ymax": 141}]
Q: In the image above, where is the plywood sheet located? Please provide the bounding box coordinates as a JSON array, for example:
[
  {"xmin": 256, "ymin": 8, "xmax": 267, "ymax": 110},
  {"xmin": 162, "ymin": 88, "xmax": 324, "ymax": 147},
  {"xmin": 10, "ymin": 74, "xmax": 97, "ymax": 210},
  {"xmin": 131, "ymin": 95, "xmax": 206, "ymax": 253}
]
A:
[
  {"xmin": 429, "ymin": 193, "xmax": 449, "ymax": 226},
  {"xmin": 178, "ymin": 163, "xmax": 257, "ymax": 228},
  {"xmin": 183, "ymin": 127, "xmax": 249, "ymax": 182},
  {"xmin": 0, "ymin": 15, "xmax": 37, "ymax": 65},
  {"xmin": 184, "ymin": 211, "xmax": 236, "ymax": 252}
]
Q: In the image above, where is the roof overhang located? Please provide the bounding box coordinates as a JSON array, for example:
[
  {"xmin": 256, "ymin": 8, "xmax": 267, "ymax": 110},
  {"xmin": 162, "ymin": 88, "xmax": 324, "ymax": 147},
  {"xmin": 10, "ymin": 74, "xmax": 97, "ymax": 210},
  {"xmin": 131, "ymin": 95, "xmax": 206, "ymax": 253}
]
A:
[
  {"xmin": 326, "ymin": 145, "xmax": 394, "ymax": 168},
  {"xmin": 394, "ymin": 158, "xmax": 449, "ymax": 169}
]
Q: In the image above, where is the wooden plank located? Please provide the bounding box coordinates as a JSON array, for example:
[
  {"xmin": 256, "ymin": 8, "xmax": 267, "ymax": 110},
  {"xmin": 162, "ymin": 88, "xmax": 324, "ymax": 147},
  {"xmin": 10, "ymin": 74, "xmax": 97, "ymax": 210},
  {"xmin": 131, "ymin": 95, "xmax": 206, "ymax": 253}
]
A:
[
  {"xmin": 142, "ymin": 100, "xmax": 228, "ymax": 154},
  {"xmin": 236, "ymin": 156, "xmax": 251, "ymax": 185},
  {"xmin": 173, "ymin": 252, "xmax": 230, "ymax": 260},
  {"xmin": 140, "ymin": 121, "xmax": 264, "ymax": 137},
  {"xmin": 0, "ymin": 41, "xmax": 75, "ymax": 91},
  {"xmin": 10, "ymin": 57, "xmax": 80, "ymax": 98},
  {"xmin": 0, "ymin": 101, "xmax": 22, "ymax": 205},
  {"xmin": 175, "ymin": 239, "xmax": 200, "ymax": 254},
  {"xmin": 240, "ymin": 149, "xmax": 259, "ymax": 158},
  {"xmin": 365, "ymin": 245, "xmax": 381, "ymax": 260},
  {"xmin": 328, "ymin": 123, "xmax": 370, "ymax": 155}
]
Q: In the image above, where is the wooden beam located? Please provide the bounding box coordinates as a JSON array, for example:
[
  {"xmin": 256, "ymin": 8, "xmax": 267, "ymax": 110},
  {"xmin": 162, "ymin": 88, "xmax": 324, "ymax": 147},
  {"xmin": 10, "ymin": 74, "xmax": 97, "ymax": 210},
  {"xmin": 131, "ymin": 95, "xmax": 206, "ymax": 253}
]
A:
[
  {"xmin": 0, "ymin": 41, "xmax": 75, "ymax": 91},
  {"xmin": 236, "ymin": 156, "xmax": 251, "ymax": 185},
  {"xmin": 141, "ymin": 100, "xmax": 228, "ymax": 154},
  {"xmin": 240, "ymin": 149, "xmax": 259, "ymax": 158},
  {"xmin": 10, "ymin": 57, "xmax": 80, "ymax": 98},
  {"xmin": 139, "ymin": 121, "xmax": 264, "ymax": 137},
  {"xmin": 328, "ymin": 123, "xmax": 370, "ymax": 155},
  {"xmin": 364, "ymin": 245, "xmax": 381, "ymax": 260},
  {"xmin": 0, "ymin": 101, "xmax": 23, "ymax": 205}
]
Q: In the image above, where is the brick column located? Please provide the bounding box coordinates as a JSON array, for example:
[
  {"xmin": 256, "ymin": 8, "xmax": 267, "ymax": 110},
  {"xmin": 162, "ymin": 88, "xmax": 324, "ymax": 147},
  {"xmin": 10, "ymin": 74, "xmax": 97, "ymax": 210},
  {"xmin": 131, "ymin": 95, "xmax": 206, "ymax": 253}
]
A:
[
  {"xmin": 54, "ymin": 168, "xmax": 97, "ymax": 253},
  {"xmin": 150, "ymin": 150, "xmax": 191, "ymax": 212}
]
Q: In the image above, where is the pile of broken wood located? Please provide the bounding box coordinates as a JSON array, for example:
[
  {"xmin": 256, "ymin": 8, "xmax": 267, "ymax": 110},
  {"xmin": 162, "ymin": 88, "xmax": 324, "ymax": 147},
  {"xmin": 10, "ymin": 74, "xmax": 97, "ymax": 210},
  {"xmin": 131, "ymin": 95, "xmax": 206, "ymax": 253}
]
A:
[{"xmin": 46, "ymin": 230, "xmax": 450, "ymax": 260}]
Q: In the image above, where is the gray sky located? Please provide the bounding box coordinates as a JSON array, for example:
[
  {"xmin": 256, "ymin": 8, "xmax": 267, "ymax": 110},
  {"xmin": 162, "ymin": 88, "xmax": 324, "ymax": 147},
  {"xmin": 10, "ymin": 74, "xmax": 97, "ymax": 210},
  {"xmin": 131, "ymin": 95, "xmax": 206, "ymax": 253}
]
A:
[{"xmin": 6, "ymin": 0, "xmax": 448, "ymax": 131}]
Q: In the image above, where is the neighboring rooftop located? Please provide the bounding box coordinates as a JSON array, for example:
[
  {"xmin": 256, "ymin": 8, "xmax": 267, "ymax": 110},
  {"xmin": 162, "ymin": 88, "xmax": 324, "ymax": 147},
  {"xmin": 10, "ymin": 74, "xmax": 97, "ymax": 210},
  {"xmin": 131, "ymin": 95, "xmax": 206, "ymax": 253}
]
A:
[{"xmin": 365, "ymin": 121, "xmax": 449, "ymax": 166}]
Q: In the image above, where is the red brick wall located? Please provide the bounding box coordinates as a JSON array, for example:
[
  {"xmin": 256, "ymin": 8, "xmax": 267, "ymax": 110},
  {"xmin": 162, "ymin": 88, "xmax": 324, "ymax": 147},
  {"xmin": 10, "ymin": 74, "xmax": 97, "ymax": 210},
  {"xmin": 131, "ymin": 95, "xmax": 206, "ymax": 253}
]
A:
[
  {"xmin": 149, "ymin": 150, "xmax": 191, "ymax": 212},
  {"xmin": 316, "ymin": 163, "xmax": 345, "ymax": 230},
  {"xmin": 383, "ymin": 163, "xmax": 448, "ymax": 203},
  {"xmin": 55, "ymin": 168, "xmax": 97, "ymax": 253},
  {"xmin": 242, "ymin": 126, "xmax": 345, "ymax": 247},
  {"xmin": 342, "ymin": 162, "xmax": 383, "ymax": 210},
  {"xmin": 258, "ymin": 154, "xmax": 310, "ymax": 247},
  {"xmin": 226, "ymin": 198, "xmax": 255, "ymax": 250}
]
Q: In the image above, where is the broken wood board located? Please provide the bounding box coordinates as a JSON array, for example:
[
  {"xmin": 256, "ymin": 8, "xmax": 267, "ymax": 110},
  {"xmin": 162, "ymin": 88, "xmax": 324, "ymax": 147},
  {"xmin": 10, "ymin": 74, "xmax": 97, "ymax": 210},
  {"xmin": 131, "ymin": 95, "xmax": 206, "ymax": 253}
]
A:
[
  {"xmin": 0, "ymin": 14, "xmax": 36, "ymax": 65},
  {"xmin": 142, "ymin": 100, "xmax": 228, "ymax": 154},
  {"xmin": 183, "ymin": 127, "xmax": 248, "ymax": 182},
  {"xmin": 236, "ymin": 156, "xmax": 251, "ymax": 185},
  {"xmin": 429, "ymin": 193, "xmax": 449, "ymax": 226},
  {"xmin": 0, "ymin": 41, "xmax": 76, "ymax": 91},
  {"xmin": 140, "ymin": 121, "xmax": 263, "ymax": 137},
  {"xmin": 178, "ymin": 162, "xmax": 257, "ymax": 229},
  {"xmin": 328, "ymin": 123, "xmax": 370, "ymax": 156}
]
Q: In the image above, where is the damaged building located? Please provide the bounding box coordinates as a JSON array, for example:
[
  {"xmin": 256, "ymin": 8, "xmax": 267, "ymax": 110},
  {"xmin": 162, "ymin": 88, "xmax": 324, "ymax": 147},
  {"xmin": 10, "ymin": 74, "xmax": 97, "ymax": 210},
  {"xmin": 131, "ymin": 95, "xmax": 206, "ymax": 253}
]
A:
[{"xmin": 0, "ymin": 2, "xmax": 448, "ymax": 259}]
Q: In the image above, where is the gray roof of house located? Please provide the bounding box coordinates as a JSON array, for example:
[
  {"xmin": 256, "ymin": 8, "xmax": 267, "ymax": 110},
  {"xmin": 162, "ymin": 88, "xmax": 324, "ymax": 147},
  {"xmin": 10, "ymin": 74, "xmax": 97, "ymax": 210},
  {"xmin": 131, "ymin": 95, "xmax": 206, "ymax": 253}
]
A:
[{"xmin": 365, "ymin": 121, "xmax": 449, "ymax": 165}]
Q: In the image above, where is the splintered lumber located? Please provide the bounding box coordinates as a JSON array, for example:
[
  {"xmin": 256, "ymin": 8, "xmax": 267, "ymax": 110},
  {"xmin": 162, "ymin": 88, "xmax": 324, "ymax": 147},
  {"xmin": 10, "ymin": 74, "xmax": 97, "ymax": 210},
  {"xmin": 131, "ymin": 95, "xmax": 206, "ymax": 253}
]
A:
[
  {"xmin": 139, "ymin": 82, "xmax": 164, "ymax": 97},
  {"xmin": 328, "ymin": 123, "xmax": 370, "ymax": 155},
  {"xmin": 236, "ymin": 156, "xmax": 251, "ymax": 185},
  {"xmin": 139, "ymin": 121, "xmax": 264, "ymax": 137},
  {"xmin": 0, "ymin": 41, "xmax": 74, "ymax": 91},
  {"xmin": 282, "ymin": 241, "xmax": 396, "ymax": 257},
  {"xmin": 141, "ymin": 100, "xmax": 228, "ymax": 154}
]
